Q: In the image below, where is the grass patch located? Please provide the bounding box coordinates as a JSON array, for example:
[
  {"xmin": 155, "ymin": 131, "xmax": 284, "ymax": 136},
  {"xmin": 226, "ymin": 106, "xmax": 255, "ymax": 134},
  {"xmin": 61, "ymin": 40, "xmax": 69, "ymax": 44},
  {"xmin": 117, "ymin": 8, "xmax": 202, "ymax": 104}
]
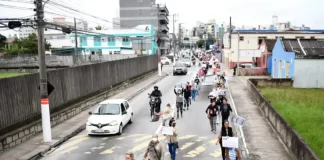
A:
[
  {"xmin": 258, "ymin": 87, "xmax": 324, "ymax": 159},
  {"xmin": 0, "ymin": 72, "xmax": 30, "ymax": 79}
]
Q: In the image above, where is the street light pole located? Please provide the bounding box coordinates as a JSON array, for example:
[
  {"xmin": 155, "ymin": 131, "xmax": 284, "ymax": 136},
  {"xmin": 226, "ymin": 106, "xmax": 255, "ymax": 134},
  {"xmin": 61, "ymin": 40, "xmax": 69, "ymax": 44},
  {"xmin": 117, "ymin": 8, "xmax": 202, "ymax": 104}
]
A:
[
  {"xmin": 172, "ymin": 14, "xmax": 176, "ymax": 65},
  {"xmin": 236, "ymin": 32, "xmax": 240, "ymax": 75},
  {"xmin": 74, "ymin": 18, "xmax": 78, "ymax": 63},
  {"xmin": 35, "ymin": 0, "xmax": 52, "ymax": 142}
]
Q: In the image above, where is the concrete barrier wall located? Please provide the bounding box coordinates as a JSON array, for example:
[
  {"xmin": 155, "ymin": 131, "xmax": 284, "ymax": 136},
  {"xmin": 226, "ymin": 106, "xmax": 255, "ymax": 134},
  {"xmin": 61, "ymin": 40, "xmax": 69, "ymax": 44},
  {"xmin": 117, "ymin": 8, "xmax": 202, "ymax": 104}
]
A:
[
  {"xmin": 0, "ymin": 55, "xmax": 157, "ymax": 136},
  {"xmin": 238, "ymin": 68, "xmax": 267, "ymax": 76},
  {"xmin": 249, "ymin": 78, "xmax": 293, "ymax": 87},
  {"xmin": 0, "ymin": 54, "xmax": 137, "ymax": 68},
  {"xmin": 246, "ymin": 78, "xmax": 319, "ymax": 160}
]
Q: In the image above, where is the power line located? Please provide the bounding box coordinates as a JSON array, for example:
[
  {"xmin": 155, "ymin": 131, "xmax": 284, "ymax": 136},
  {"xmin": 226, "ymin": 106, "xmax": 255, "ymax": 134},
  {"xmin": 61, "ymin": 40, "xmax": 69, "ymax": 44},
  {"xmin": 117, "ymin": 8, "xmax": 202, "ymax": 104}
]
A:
[
  {"xmin": 0, "ymin": 0, "xmax": 32, "ymax": 3},
  {"xmin": 0, "ymin": 3, "xmax": 33, "ymax": 10}
]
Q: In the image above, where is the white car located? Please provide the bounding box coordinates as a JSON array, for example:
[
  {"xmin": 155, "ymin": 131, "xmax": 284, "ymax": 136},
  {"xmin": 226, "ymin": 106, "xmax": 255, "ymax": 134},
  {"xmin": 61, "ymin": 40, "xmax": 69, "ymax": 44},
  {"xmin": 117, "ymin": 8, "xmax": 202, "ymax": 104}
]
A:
[
  {"xmin": 161, "ymin": 57, "xmax": 171, "ymax": 65},
  {"xmin": 86, "ymin": 99, "xmax": 133, "ymax": 135}
]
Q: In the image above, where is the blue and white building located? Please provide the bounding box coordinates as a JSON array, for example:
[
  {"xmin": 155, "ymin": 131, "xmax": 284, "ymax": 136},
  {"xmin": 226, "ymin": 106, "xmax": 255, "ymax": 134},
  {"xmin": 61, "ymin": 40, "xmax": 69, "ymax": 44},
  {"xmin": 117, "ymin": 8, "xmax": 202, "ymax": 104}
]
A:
[{"xmin": 76, "ymin": 25, "xmax": 157, "ymax": 55}]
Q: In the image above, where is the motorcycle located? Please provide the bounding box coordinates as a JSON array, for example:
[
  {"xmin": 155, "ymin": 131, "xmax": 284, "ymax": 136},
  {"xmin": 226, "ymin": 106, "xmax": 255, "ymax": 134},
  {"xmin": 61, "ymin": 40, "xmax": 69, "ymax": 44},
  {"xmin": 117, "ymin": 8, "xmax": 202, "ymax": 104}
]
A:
[{"xmin": 148, "ymin": 93, "xmax": 159, "ymax": 117}]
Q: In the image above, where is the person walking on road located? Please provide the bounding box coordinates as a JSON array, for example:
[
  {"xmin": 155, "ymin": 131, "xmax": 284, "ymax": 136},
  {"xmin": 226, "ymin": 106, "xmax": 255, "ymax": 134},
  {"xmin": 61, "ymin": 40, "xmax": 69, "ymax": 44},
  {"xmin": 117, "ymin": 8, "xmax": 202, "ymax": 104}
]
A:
[
  {"xmin": 125, "ymin": 151, "xmax": 134, "ymax": 160},
  {"xmin": 191, "ymin": 80, "xmax": 197, "ymax": 101},
  {"xmin": 220, "ymin": 99, "xmax": 233, "ymax": 127},
  {"xmin": 174, "ymin": 88, "xmax": 184, "ymax": 119},
  {"xmin": 216, "ymin": 121, "xmax": 234, "ymax": 160},
  {"xmin": 166, "ymin": 121, "xmax": 179, "ymax": 160},
  {"xmin": 183, "ymin": 86, "xmax": 191, "ymax": 110},
  {"xmin": 205, "ymin": 100, "xmax": 219, "ymax": 133},
  {"xmin": 162, "ymin": 103, "xmax": 174, "ymax": 126},
  {"xmin": 144, "ymin": 134, "xmax": 164, "ymax": 160}
]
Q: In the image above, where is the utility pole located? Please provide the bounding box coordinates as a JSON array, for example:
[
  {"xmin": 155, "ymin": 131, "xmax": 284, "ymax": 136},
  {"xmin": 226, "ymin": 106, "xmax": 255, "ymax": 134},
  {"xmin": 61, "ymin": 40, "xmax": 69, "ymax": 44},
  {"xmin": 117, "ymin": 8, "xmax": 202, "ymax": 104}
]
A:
[
  {"xmin": 74, "ymin": 18, "xmax": 78, "ymax": 63},
  {"xmin": 35, "ymin": 0, "xmax": 52, "ymax": 142},
  {"xmin": 229, "ymin": 16, "xmax": 232, "ymax": 48},
  {"xmin": 178, "ymin": 23, "xmax": 182, "ymax": 50},
  {"xmin": 237, "ymin": 32, "xmax": 240, "ymax": 75},
  {"xmin": 172, "ymin": 14, "xmax": 177, "ymax": 64}
]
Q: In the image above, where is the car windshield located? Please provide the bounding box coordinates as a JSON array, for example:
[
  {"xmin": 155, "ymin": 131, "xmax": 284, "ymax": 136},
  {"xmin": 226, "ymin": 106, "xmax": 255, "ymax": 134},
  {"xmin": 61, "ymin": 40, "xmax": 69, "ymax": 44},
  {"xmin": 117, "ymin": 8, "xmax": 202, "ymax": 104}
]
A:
[
  {"xmin": 175, "ymin": 63, "xmax": 185, "ymax": 67},
  {"xmin": 93, "ymin": 103, "xmax": 120, "ymax": 115}
]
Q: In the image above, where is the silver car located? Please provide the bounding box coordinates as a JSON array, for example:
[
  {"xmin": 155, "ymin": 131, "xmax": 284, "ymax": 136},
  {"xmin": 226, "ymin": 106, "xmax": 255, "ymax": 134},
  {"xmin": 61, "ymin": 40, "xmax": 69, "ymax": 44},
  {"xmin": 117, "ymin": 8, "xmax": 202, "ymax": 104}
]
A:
[{"xmin": 173, "ymin": 62, "xmax": 187, "ymax": 75}]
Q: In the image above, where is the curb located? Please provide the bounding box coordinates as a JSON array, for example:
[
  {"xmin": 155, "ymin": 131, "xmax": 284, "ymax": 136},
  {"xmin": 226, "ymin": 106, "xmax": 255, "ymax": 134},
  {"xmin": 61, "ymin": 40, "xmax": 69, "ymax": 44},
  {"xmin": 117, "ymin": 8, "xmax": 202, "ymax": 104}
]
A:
[{"xmin": 29, "ymin": 73, "xmax": 169, "ymax": 160}]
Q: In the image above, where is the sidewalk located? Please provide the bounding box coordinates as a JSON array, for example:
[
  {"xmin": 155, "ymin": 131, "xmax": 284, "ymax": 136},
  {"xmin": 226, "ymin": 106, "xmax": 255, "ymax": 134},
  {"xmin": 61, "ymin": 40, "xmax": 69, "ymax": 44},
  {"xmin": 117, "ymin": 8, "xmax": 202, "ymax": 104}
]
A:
[
  {"xmin": 224, "ymin": 67, "xmax": 292, "ymax": 160},
  {"xmin": 0, "ymin": 72, "xmax": 168, "ymax": 160}
]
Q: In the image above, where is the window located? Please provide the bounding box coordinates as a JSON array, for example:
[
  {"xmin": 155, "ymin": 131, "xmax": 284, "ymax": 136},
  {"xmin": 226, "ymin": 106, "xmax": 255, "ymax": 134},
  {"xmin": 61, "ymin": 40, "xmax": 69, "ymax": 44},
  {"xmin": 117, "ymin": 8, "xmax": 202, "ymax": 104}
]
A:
[
  {"xmin": 121, "ymin": 103, "xmax": 126, "ymax": 113},
  {"xmin": 93, "ymin": 104, "xmax": 121, "ymax": 115},
  {"xmin": 239, "ymin": 36, "xmax": 244, "ymax": 41},
  {"xmin": 295, "ymin": 36, "xmax": 304, "ymax": 39},
  {"xmin": 124, "ymin": 101, "xmax": 129, "ymax": 109},
  {"xmin": 108, "ymin": 36, "xmax": 115, "ymax": 42},
  {"xmin": 122, "ymin": 37, "xmax": 129, "ymax": 42},
  {"xmin": 258, "ymin": 37, "xmax": 267, "ymax": 45},
  {"xmin": 275, "ymin": 36, "xmax": 284, "ymax": 39},
  {"xmin": 114, "ymin": 51, "xmax": 120, "ymax": 54},
  {"xmin": 310, "ymin": 36, "xmax": 315, "ymax": 39},
  {"xmin": 94, "ymin": 36, "xmax": 100, "ymax": 42}
]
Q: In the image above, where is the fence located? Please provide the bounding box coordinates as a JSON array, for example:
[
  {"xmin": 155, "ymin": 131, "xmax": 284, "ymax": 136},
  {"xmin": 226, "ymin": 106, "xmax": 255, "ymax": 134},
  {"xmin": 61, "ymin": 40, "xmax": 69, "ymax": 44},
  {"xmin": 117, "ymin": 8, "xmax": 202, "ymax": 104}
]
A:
[
  {"xmin": 0, "ymin": 55, "xmax": 157, "ymax": 135},
  {"xmin": 0, "ymin": 54, "xmax": 137, "ymax": 68}
]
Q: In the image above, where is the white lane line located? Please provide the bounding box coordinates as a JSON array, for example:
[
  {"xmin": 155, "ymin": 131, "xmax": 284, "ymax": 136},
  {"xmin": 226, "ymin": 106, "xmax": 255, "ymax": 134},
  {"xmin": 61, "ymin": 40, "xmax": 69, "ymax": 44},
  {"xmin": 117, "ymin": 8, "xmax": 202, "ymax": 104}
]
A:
[
  {"xmin": 227, "ymin": 80, "xmax": 249, "ymax": 155},
  {"xmin": 154, "ymin": 103, "xmax": 176, "ymax": 134}
]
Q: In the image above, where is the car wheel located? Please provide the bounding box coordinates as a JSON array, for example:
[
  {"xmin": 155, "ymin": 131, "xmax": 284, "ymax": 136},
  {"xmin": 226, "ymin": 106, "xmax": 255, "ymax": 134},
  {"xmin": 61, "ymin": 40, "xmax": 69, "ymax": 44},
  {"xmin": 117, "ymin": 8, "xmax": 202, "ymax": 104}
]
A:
[
  {"xmin": 165, "ymin": 62, "xmax": 169, "ymax": 65},
  {"xmin": 128, "ymin": 115, "xmax": 133, "ymax": 124},
  {"xmin": 118, "ymin": 124, "xmax": 123, "ymax": 135},
  {"xmin": 184, "ymin": 72, "xmax": 187, "ymax": 75},
  {"xmin": 173, "ymin": 72, "xmax": 176, "ymax": 76}
]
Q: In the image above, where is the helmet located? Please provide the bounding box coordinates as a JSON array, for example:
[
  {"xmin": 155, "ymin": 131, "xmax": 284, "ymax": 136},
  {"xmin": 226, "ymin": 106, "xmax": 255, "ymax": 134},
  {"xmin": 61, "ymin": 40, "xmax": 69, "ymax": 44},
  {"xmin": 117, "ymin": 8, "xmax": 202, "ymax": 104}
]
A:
[{"xmin": 154, "ymin": 86, "xmax": 158, "ymax": 89}]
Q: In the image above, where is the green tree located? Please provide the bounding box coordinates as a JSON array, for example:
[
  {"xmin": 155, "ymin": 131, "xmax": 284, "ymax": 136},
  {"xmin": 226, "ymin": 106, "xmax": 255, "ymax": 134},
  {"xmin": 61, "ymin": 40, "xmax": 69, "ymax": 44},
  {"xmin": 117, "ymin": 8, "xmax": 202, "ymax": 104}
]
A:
[
  {"xmin": 196, "ymin": 39, "xmax": 205, "ymax": 48},
  {"xmin": 0, "ymin": 34, "xmax": 7, "ymax": 48},
  {"xmin": 95, "ymin": 25, "xmax": 102, "ymax": 30},
  {"xmin": 3, "ymin": 33, "xmax": 51, "ymax": 55}
]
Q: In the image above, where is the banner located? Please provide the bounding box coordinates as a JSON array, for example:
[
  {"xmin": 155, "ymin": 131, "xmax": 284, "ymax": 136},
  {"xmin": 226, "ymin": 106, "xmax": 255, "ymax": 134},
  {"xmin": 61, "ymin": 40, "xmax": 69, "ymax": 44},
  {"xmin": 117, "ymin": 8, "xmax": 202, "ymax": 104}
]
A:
[
  {"xmin": 222, "ymin": 137, "xmax": 239, "ymax": 148},
  {"xmin": 230, "ymin": 115, "xmax": 245, "ymax": 126}
]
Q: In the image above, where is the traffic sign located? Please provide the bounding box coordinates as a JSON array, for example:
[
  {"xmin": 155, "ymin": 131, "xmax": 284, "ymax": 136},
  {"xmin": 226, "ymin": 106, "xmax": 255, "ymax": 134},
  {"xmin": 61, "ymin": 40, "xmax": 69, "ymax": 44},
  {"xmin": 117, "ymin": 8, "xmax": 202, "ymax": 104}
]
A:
[{"xmin": 38, "ymin": 81, "xmax": 55, "ymax": 96}]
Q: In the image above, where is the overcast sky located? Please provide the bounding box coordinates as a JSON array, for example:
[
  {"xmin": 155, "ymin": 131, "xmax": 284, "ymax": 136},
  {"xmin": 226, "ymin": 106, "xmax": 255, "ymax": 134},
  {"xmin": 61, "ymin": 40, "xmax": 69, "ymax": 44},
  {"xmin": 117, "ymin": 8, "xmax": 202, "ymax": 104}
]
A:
[{"xmin": 0, "ymin": 0, "xmax": 324, "ymax": 32}]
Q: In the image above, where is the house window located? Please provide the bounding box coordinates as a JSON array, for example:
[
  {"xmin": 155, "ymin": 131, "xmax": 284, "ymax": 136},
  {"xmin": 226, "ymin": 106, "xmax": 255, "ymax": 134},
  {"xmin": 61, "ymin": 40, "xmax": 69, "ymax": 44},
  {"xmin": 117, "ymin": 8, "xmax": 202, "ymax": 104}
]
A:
[
  {"xmin": 295, "ymin": 36, "xmax": 304, "ymax": 39},
  {"xmin": 108, "ymin": 36, "xmax": 115, "ymax": 42},
  {"xmin": 114, "ymin": 51, "xmax": 120, "ymax": 54},
  {"xmin": 239, "ymin": 36, "xmax": 244, "ymax": 41},
  {"xmin": 258, "ymin": 37, "xmax": 267, "ymax": 45},
  {"xmin": 310, "ymin": 36, "xmax": 315, "ymax": 39},
  {"xmin": 122, "ymin": 37, "xmax": 130, "ymax": 42},
  {"xmin": 94, "ymin": 36, "xmax": 100, "ymax": 42}
]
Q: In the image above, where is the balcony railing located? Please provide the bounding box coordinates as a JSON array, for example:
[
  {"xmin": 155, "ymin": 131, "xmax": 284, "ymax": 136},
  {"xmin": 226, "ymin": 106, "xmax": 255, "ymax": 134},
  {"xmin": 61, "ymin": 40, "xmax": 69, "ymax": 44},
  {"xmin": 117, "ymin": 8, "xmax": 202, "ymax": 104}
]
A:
[{"xmin": 158, "ymin": 15, "xmax": 169, "ymax": 23}]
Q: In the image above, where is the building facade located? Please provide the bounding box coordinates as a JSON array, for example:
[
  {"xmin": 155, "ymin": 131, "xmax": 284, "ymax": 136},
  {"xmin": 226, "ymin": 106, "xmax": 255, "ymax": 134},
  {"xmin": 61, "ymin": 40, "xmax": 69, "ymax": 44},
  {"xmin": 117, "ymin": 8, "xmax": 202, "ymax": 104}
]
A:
[
  {"xmin": 222, "ymin": 31, "xmax": 324, "ymax": 68},
  {"xmin": 119, "ymin": 0, "xmax": 169, "ymax": 55}
]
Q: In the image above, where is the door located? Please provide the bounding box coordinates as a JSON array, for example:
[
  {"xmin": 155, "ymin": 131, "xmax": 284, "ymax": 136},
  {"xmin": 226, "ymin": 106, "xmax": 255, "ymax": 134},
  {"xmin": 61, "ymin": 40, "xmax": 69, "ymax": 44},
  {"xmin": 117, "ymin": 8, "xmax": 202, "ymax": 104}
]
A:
[
  {"xmin": 120, "ymin": 103, "xmax": 128, "ymax": 126},
  {"xmin": 273, "ymin": 59, "xmax": 276, "ymax": 77},
  {"xmin": 285, "ymin": 62, "xmax": 290, "ymax": 78},
  {"xmin": 279, "ymin": 60, "xmax": 282, "ymax": 78}
]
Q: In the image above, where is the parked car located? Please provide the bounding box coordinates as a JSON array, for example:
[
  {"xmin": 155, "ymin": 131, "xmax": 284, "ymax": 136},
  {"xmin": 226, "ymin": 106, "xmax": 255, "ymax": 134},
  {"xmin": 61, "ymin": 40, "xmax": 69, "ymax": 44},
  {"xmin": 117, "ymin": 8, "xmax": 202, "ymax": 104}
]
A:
[
  {"xmin": 161, "ymin": 57, "xmax": 171, "ymax": 65},
  {"xmin": 86, "ymin": 99, "xmax": 133, "ymax": 135},
  {"xmin": 173, "ymin": 62, "xmax": 187, "ymax": 75}
]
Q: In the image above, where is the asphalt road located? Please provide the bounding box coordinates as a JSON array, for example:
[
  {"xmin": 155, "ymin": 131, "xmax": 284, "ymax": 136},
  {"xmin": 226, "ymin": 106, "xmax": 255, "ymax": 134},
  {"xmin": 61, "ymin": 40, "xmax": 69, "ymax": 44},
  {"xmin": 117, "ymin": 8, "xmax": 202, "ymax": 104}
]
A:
[{"xmin": 42, "ymin": 65, "xmax": 222, "ymax": 160}]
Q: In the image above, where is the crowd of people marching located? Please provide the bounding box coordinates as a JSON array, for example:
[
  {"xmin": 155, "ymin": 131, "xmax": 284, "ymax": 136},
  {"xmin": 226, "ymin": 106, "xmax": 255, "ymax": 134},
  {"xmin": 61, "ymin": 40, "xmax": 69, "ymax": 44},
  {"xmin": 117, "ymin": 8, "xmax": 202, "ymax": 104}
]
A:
[{"xmin": 124, "ymin": 52, "xmax": 242, "ymax": 160}]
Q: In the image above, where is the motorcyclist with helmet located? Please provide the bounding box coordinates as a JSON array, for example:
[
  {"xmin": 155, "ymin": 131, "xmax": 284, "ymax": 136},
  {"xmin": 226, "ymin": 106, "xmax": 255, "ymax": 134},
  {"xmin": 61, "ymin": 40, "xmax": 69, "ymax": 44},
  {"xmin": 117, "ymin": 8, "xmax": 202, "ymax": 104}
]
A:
[{"xmin": 150, "ymin": 86, "xmax": 162, "ymax": 113}]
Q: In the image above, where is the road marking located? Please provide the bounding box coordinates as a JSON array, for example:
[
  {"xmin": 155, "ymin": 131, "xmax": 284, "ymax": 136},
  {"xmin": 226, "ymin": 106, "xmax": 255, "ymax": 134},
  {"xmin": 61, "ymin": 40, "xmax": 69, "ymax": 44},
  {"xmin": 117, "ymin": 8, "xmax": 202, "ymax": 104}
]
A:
[
  {"xmin": 116, "ymin": 136, "xmax": 126, "ymax": 140},
  {"xmin": 180, "ymin": 142, "xmax": 195, "ymax": 150},
  {"xmin": 177, "ymin": 135, "xmax": 196, "ymax": 140},
  {"xmin": 55, "ymin": 137, "xmax": 88, "ymax": 152},
  {"xmin": 183, "ymin": 145, "xmax": 206, "ymax": 157},
  {"xmin": 62, "ymin": 146, "xmax": 78, "ymax": 153},
  {"xmin": 85, "ymin": 152, "xmax": 91, "ymax": 154},
  {"xmin": 209, "ymin": 149, "xmax": 222, "ymax": 158},
  {"xmin": 195, "ymin": 136, "xmax": 208, "ymax": 142},
  {"xmin": 134, "ymin": 135, "xmax": 152, "ymax": 142},
  {"xmin": 127, "ymin": 134, "xmax": 146, "ymax": 138},
  {"xmin": 99, "ymin": 146, "xmax": 120, "ymax": 154},
  {"xmin": 131, "ymin": 137, "xmax": 166, "ymax": 153}
]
